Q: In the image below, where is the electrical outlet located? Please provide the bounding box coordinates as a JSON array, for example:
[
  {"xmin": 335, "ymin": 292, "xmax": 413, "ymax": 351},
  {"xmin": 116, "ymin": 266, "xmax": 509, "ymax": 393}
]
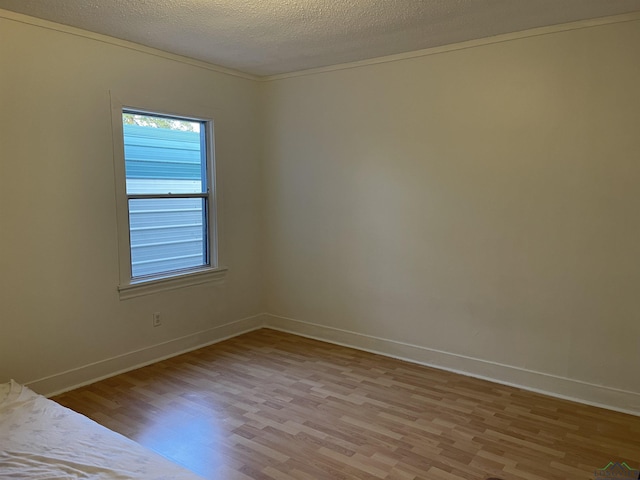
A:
[{"xmin": 152, "ymin": 312, "xmax": 161, "ymax": 327}]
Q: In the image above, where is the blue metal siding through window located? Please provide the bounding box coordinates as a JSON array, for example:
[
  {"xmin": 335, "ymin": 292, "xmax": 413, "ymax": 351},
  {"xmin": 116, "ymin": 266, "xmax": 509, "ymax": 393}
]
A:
[
  {"xmin": 123, "ymin": 124, "xmax": 207, "ymax": 278},
  {"xmin": 124, "ymin": 124, "xmax": 201, "ymax": 180}
]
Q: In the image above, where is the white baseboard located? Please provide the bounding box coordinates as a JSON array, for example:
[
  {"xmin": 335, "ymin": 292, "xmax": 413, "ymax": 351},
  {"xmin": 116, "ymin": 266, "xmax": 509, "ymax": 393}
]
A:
[
  {"xmin": 29, "ymin": 314, "xmax": 267, "ymax": 397},
  {"xmin": 263, "ymin": 313, "xmax": 640, "ymax": 417},
  {"xmin": 30, "ymin": 311, "xmax": 640, "ymax": 416}
]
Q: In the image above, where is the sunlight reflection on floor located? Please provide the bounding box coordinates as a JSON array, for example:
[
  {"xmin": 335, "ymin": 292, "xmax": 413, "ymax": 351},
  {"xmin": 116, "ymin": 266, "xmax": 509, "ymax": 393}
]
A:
[{"xmin": 133, "ymin": 394, "xmax": 227, "ymax": 478}]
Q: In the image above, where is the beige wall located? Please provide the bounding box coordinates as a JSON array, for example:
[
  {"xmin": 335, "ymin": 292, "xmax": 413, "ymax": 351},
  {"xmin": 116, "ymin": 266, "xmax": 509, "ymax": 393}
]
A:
[
  {"xmin": 2, "ymin": 11, "xmax": 639, "ymax": 410},
  {"xmin": 0, "ymin": 16, "xmax": 264, "ymax": 390},
  {"xmin": 263, "ymin": 20, "xmax": 640, "ymax": 404}
]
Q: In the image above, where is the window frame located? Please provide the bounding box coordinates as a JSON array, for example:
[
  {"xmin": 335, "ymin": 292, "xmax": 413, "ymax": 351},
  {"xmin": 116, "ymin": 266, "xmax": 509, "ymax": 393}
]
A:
[{"xmin": 111, "ymin": 92, "xmax": 226, "ymax": 299}]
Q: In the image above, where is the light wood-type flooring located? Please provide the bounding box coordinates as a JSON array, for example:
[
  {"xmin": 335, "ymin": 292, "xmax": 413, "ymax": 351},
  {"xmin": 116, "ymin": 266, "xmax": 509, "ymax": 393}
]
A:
[{"xmin": 53, "ymin": 329, "xmax": 640, "ymax": 480}]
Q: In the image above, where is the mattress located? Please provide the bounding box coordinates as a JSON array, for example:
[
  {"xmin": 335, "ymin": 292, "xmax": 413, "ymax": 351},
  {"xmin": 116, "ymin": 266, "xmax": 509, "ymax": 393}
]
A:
[{"xmin": 0, "ymin": 380, "xmax": 204, "ymax": 479}]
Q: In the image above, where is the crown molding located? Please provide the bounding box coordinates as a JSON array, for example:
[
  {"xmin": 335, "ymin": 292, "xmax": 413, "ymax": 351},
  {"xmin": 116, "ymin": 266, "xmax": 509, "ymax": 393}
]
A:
[
  {"xmin": 2, "ymin": 8, "xmax": 639, "ymax": 86},
  {"xmin": 0, "ymin": 8, "xmax": 260, "ymax": 82},
  {"xmin": 263, "ymin": 11, "xmax": 640, "ymax": 82}
]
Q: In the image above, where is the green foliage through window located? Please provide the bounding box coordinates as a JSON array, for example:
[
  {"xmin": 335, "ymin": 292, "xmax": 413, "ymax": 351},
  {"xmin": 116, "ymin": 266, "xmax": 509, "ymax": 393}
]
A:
[{"xmin": 122, "ymin": 113, "xmax": 199, "ymax": 132}]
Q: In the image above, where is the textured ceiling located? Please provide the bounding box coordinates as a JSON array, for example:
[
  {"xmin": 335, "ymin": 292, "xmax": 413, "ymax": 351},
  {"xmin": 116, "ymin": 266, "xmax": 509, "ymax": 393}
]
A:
[{"xmin": 1, "ymin": 0, "xmax": 640, "ymax": 76}]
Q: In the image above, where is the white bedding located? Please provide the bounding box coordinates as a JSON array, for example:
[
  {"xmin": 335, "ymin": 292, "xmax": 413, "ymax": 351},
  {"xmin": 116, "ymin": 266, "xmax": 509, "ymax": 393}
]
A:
[{"xmin": 0, "ymin": 380, "xmax": 204, "ymax": 479}]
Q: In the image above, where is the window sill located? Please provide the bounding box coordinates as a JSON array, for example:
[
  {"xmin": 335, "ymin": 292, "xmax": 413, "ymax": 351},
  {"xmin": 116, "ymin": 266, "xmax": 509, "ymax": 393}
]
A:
[{"xmin": 118, "ymin": 266, "xmax": 228, "ymax": 300}]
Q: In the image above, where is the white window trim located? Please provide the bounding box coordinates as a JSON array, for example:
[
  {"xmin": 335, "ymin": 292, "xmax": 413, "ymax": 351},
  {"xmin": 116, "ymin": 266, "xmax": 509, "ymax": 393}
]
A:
[
  {"xmin": 117, "ymin": 267, "xmax": 228, "ymax": 300},
  {"xmin": 110, "ymin": 91, "xmax": 227, "ymax": 299}
]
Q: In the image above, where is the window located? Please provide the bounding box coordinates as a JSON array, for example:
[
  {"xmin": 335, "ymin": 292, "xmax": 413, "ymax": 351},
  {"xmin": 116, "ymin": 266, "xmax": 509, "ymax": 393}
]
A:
[
  {"xmin": 112, "ymin": 97, "xmax": 225, "ymax": 298},
  {"xmin": 123, "ymin": 111, "xmax": 210, "ymax": 278}
]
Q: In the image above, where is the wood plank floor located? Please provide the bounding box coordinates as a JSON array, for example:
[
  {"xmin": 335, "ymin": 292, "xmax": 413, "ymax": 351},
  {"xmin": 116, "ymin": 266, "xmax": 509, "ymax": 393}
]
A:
[{"xmin": 53, "ymin": 329, "xmax": 640, "ymax": 480}]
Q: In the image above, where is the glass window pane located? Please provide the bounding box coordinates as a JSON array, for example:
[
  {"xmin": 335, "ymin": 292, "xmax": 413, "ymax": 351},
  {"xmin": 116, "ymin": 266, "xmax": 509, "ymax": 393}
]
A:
[
  {"xmin": 123, "ymin": 113, "xmax": 205, "ymax": 195},
  {"xmin": 129, "ymin": 198, "xmax": 208, "ymax": 278}
]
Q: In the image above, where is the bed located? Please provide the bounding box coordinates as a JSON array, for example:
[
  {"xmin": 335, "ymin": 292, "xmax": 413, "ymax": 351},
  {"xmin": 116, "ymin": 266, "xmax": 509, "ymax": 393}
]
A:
[{"xmin": 0, "ymin": 380, "xmax": 204, "ymax": 479}]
